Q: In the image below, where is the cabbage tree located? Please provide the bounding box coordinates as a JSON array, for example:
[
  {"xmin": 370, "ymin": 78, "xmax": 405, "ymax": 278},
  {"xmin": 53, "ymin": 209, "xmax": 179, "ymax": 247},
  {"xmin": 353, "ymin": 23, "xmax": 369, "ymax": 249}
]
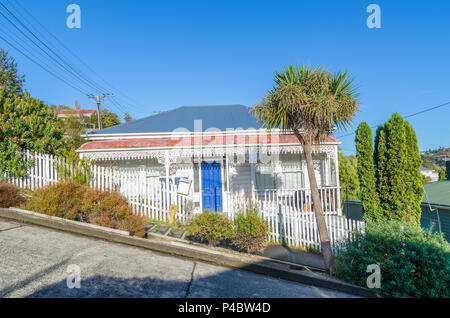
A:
[{"xmin": 253, "ymin": 65, "xmax": 360, "ymax": 272}]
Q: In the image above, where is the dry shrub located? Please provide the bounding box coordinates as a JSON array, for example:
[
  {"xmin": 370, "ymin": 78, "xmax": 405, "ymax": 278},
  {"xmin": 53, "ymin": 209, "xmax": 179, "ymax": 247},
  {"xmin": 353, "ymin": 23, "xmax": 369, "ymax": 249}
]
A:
[
  {"xmin": 0, "ymin": 183, "xmax": 25, "ymax": 208},
  {"xmin": 25, "ymin": 181, "xmax": 85, "ymax": 219},
  {"xmin": 119, "ymin": 214, "xmax": 146, "ymax": 237},
  {"xmin": 25, "ymin": 181, "xmax": 145, "ymax": 237},
  {"xmin": 82, "ymin": 189, "xmax": 132, "ymax": 223}
]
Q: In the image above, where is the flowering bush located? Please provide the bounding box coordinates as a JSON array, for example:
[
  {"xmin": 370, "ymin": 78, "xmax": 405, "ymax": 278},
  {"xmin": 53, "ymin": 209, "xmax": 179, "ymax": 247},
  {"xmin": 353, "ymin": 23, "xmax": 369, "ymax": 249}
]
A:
[{"xmin": 0, "ymin": 88, "xmax": 64, "ymax": 178}]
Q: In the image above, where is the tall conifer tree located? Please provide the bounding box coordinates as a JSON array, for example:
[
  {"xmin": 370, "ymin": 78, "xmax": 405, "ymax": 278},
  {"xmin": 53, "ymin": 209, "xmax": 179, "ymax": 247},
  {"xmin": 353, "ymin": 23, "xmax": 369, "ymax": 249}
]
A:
[
  {"xmin": 404, "ymin": 121, "xmax": 424, "ymax": 226},
  {"xmin": 383, "ymin": 113, "xmax": 408, "ymax": 217},
  {"xmin": 355, "ymin": 122, "xmax": 379, "ymax": 220},
  {"xmin": 374, "ymin": 125, "xmax": 389, "ymax": 216}
]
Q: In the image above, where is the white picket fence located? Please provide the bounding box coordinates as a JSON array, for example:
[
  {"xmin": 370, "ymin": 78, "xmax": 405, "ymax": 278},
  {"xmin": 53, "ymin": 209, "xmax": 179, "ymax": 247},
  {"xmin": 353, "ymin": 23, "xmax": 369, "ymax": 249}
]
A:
[
  {"xmin": 4, "ymin": 151, "xmax": 365, "ymax": 252},
  {"xmin": 225, "ymin": 189, "xmax": 364, "ymax": 252},
  {"xmin": 4, "ymin": 151, "xmax": 192, "ymax": 223}
]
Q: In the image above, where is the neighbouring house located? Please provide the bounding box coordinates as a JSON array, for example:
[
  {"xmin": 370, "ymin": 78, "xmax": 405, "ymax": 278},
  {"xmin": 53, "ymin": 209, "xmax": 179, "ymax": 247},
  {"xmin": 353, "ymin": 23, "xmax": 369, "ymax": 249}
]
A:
[
  {"xmin": 58, "ymin": 109, "xmax": 97, "ymax": 120},
  {"xmin": 420, "ymin": 167, "xmax": 439, "ymax": 182},
  {"xmin": 344, "ymin": 180, "xmax": 450, "ymax": 241},
  {"xmin": 77, "ymin": 105, "xmax": 342, "ymax": 215},
  {"xmin": 421, "ymin": 181, "xmax": 450, "ymax": 240}
]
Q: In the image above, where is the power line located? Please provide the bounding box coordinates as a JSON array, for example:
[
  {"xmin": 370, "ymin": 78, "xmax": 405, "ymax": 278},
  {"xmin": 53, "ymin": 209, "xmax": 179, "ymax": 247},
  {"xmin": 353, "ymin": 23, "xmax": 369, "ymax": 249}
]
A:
[
  {"xmin": 0, "ymin": 0, "xmax": 140, "ymax": 117},
  {"xmin": 0, "ymin": 1, "xmax": 110, "ymax": 95},
  {"xmin": 7, "ymin": 0, "xmax": 142, "ymax": 115},
  {"xmin": 336, "ymin": 101, "xmax": 450, "ymax": 139},
  {"xmin": 0, "ymin": 19, "xmax": 94, "ymax": 95},
  {"xmin": 0, "ymin": 32, "xmax": 88, "ymax": 95}
]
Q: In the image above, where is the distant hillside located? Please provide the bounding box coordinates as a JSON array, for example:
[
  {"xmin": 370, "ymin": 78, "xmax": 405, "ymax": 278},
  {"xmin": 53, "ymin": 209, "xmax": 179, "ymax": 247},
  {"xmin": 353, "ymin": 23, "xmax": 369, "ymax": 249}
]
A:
[{"xmin": 421, "ymin": 147, "xmax": 450, "ymax": 171}]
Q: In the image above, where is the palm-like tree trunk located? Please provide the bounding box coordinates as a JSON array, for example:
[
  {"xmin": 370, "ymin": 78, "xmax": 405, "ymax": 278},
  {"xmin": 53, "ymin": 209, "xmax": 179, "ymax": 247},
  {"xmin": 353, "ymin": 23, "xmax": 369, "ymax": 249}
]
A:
[{"xmin": 298, "ymin": 135, "xmax": 335, "ymax": 272}]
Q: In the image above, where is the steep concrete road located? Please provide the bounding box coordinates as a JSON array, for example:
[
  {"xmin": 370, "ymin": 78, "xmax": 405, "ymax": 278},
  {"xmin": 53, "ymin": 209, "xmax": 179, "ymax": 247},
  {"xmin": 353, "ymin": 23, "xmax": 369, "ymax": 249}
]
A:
[{"xmin": 0, "ymin": 218, "xmax": 355, "ymax": 298}]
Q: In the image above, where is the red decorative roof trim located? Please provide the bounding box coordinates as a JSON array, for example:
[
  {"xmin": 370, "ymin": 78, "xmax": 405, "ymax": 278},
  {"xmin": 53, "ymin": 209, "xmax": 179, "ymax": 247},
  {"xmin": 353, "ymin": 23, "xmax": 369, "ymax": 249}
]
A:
[{"xmin": 78, "ymin": 135, "xmax": 339, "ymax": 151}]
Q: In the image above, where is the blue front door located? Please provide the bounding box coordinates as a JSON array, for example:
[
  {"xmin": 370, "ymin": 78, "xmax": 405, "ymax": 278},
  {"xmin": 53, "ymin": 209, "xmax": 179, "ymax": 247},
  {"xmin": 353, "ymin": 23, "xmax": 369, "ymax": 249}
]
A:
[{"xmin": 201, "ymin": 162, "xmax": 223, "ymax": 212}]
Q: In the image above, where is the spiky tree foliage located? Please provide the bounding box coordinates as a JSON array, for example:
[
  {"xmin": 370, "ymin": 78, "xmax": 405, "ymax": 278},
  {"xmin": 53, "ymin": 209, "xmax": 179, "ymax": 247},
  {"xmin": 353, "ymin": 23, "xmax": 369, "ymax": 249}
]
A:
[
  {"xmin": 0, "ymin": 49, "xmax": 25, "ymax": 94},
  {"xmin": 404, "ymin": 121, "xmax": 424, "ymax": 226},
  {"xmin": 355, "ymin": 122, "xmax": 379, "ymax": 220},
  {"xmin": 374, "ymin": 125, "xmax": 388, "ymax": 215},
  {"xmin": 124, "ymin": 112, "xmax": 133, "ymax": 123},
  {"xmin": 253, "ymin": 65, "xmax": 360, "ymax": 272}
]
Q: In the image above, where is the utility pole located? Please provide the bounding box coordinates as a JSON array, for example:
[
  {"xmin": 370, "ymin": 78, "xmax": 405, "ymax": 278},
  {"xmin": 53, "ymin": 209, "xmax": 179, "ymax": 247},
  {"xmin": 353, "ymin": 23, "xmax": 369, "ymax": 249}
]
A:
[{"xmin": 88, "ymin": 94, "xmax": 114, "ymax": 130}]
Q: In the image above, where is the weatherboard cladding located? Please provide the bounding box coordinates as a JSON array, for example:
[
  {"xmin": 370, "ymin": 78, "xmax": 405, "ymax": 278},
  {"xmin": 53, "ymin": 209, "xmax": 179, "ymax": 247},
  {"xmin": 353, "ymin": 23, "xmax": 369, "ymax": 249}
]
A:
[{"xmin": 88, "ymin": 105, "xmax": 264, "ymax": 135}]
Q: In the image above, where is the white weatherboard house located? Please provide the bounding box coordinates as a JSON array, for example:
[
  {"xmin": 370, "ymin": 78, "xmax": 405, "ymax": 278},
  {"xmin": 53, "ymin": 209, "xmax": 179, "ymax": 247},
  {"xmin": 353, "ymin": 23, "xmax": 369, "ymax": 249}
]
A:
[{"xmin": 77, "ymin": 105, "xmax": 342, "ymax": 215}]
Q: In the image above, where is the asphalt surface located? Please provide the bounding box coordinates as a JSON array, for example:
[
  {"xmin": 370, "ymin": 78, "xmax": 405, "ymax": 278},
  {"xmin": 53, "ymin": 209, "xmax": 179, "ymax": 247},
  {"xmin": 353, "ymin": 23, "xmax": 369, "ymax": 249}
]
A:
[{"xmin": 0, "ymin": 218, "xmax": 356, "ymax": 298}]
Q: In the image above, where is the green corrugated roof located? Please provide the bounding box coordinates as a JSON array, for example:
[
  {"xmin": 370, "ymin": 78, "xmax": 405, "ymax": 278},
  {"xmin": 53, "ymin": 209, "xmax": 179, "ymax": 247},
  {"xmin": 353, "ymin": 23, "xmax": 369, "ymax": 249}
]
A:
[{"xmin": 423, "ymin": 181, "xmax": 450, "ymax": 206}]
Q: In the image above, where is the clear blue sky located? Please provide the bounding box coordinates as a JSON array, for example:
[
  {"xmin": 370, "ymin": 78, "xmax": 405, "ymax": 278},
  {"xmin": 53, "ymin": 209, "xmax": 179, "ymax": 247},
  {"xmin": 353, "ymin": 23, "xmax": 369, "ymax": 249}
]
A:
[{"xmin": 2, "ymin": 0, "xmax": 450, "ymax": 154}]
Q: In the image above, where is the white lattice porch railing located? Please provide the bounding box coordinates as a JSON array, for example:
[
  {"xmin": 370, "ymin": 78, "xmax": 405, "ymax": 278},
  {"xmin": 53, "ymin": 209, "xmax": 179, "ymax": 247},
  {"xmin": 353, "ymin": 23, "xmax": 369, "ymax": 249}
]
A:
[{"xmin": 225, "ymin": 188, "xmax": 341, "ymax": 216}]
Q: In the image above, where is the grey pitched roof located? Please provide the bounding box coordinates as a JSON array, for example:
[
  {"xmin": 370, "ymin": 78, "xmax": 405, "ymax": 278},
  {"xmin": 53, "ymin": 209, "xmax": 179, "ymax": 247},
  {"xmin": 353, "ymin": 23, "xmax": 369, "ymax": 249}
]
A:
[{"xmin": 88, "ymin": 104, "xmax": 263, "ymax": 135}]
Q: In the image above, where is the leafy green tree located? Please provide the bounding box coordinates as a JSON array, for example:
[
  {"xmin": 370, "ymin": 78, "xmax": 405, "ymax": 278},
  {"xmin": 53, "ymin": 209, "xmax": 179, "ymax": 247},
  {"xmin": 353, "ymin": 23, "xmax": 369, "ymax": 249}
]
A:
[
  {"xmin": 355, "ymin": 122, "xmax": 380, "ymax": 220},
  {"xmin": 93, "ymin": 109, "xmax": 122, "ymax": 128},
  {"xmin": 124, "ymin": 112, "xmax": 133, "ymax": 123},
  {"xmin": 422, "ymin": 175, "xmax": 432, "ymax": 184},
  {"xmin": 403, "ymin": 121, "xmax": 424, "ymax": 226},
  {"xmin": 59, "ymin": 109, "xmax": 88, "ymax": 152},
  {"xmin": 439, "ymin": 169, "xmax": 447, "ymax": 181},
  {"xmin": 338, "ymin": 153, "xmax": 360, "ymax": 201},
  {"xmin": 253, "ymin": 65, "xmax": 360, "ymax": 272},
  {"xmin": 0, "ymin": 88, "xmax": 64, "ymax": 177},
  {"xmin": 0, "ymin": 49, "xmax": 25, "ymax": 94}
]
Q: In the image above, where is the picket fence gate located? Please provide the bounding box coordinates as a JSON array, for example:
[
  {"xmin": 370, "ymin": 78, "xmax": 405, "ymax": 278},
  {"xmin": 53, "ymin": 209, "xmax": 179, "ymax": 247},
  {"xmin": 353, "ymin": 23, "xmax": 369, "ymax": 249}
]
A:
[{"xmin": 4, "ymin": 151, "xmax": 365, "ymax": 253}]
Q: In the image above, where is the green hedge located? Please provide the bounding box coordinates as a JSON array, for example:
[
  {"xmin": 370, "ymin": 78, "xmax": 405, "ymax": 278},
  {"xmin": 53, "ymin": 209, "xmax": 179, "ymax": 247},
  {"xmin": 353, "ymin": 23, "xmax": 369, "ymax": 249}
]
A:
[{"xmin": 335, "ymin": 220, "xmax": 450, "ymax": 297}]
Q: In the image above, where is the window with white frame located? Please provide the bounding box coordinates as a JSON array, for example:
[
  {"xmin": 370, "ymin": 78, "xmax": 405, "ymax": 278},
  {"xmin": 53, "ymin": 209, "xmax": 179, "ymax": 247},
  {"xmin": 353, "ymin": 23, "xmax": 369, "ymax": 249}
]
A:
[
  {"xmin": 255, "ymin": 172, "xmax": 276, "ymax": 190},
  {"xmin": 279, "ymin": 153, "xmax": 305, "ymax": 190},
  {"xmin": 254, "ymin": 163, "xmax": 276, "ymax": 190},
  {"xmin": 281, "ymin": 171, "xmax": 305, "ymax": 189}
]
